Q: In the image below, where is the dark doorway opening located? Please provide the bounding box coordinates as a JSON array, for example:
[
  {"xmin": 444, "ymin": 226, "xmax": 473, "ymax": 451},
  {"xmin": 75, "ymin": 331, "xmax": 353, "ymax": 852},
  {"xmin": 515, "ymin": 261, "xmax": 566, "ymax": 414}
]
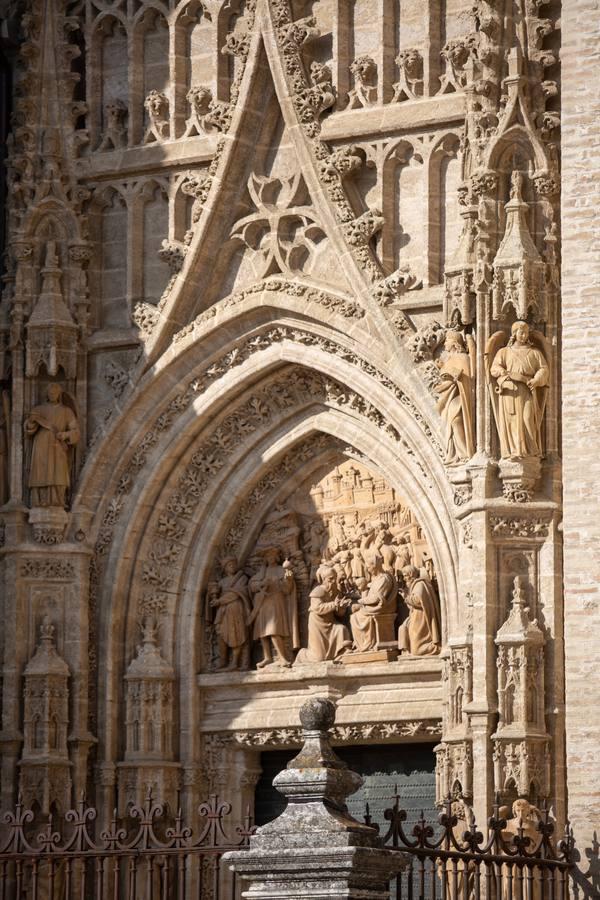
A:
[{"xmin": 254, "ymin": 742, "xmax": 437, "ymax": 831}]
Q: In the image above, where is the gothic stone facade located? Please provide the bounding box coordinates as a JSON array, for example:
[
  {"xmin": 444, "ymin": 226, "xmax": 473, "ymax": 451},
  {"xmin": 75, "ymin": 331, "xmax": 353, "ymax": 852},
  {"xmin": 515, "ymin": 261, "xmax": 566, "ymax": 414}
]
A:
[{"xmin": 0, "ymin": 0, "xmax": 598, "ymax": 869}]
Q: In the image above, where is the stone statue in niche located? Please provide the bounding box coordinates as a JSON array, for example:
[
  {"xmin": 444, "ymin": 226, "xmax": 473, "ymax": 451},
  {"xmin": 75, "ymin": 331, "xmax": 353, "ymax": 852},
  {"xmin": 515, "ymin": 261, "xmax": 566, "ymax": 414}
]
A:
[
  {"xmin": 398, "ymin": 565, "xmax": 442, "ymax": 656},
  {"xmin": 248, "ymin": 547, "xmax": 299, "ymax": 668},
  {"xmin": 295, "ymin": 565, "xmax": 352, "ymax": 664},
  {"xmin": 347, "ymin": 549, "xmax": 398, "ymax": 655},
  {"xmin": 0, "ymin": 388, "xmax": 10, "ymax": 506},
  {"xmin": 486, "ymin": 321, "xmax": 549, "ymax": 460},
  {"xmin": 207, "ymin": 557, "xmax": 251, "ymax": 670},
  {"xmin": 434, "ymin": 330, "xmax": 476, "ymax": 465},
  {"xmin": 24, "ymin": 384, "xmax": 79, "ymax": 508}
]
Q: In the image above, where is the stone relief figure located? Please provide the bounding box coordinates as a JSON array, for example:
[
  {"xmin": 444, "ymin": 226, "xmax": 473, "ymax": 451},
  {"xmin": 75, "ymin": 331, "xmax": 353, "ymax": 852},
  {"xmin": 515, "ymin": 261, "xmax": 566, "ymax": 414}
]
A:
[
  {"xmin": 248, "ymin": 547, "xmax": 299, "ymax": 667},
  {"xmin": 501, "ymin": 799, "xmax": 543, "ymax": 900},
  {"xmin": 486, "ymin": 321, "xmax": 549, "ymax": 460},
  {"xmin": 438, "ymin": 798, "xmax": 475, "ymax": 900},
  {"xmin": 392, "ymin": 536, "xmax": 412, "ymax": 578},
  {"xmin": 348, "ymin": 550, "xmax": 397, "ymax": 653},
  {"xmin": 434, "ymin": 330, "xmax": 476, "ymax": 465},
  {"xmin": 349, "ymin": 537, "xmax": 368, "ymax": 587},
  {"xmin": 0, "ymin": 388, "xmax": 9, "ymax": 505},
  {"xmin": 295, "ymin": 565, "xmax": 352, "ymax": 664},
  {"xmin": 398, "ymin": 565, "xmax": 442, "ymax": 656},
  {"xmin": 24, "ymin": 384, "xmax": 79, "ymax": 508},
  {"xmin": 208, "ymin": 557, "xmax": 251, "ymax": 670}
]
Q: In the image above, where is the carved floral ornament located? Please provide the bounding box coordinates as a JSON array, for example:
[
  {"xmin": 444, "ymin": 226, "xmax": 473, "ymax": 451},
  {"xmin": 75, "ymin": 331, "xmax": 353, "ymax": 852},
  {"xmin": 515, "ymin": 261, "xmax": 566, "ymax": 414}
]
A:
[
  {"xmin": 89, "ymin": 325, "xmax": 445, "ymax": 655},
  {"xmin": 134, "ymin": 363, "xmax": 439, "ymax": 621},
  {"xmin": 205, "ymin": 718, "xmax": 442, "ymax": 751}
]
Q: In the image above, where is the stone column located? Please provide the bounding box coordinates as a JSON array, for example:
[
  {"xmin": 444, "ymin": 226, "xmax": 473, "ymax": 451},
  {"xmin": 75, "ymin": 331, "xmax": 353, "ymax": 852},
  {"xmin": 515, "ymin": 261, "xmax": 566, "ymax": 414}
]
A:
[
  {"xmin": 224, "ymin": 697, "xmax": 407, "ymax": 900},
  {"xmin": 561, "ymin": 0, "xmax": 600, "ymax": 856}
]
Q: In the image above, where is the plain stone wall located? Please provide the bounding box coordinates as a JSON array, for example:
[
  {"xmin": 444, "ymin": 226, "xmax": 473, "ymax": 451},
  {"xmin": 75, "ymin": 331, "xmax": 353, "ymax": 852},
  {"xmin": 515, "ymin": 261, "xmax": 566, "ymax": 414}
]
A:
[{"xmin": 561, "ymin": 0, "xmax": 600, "ymax": 859}]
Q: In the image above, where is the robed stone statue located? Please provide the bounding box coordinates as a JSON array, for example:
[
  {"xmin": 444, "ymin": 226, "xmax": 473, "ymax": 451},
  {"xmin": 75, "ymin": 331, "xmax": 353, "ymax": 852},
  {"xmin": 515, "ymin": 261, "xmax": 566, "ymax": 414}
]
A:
[
  {"xmin": 487, "ymin": 321, "xmax": 549, "ymax": 460},
  {"xmin": 248, "ymin": 547, "xmax": 299, "ymax": 667},
  {"xmin": 348, "ymin": 550, "xmax": 397, "ymax": 653},
  {"xmin": 398, "ymin": 565, "xmax": 441, "ymax": 656},
  {"xmin": 434, "ymin": 330, "xmax": 475, "ymax": 465},
  {"xmin": 295, "ymin": 565, "xmax": 352, "ymax": 664},
  {"xmin": 208, "ymin": 557, "xmax": 251, "ymax": 670},
  {"xmin": 24, "ymin": 384, "xmax": 79, "ymax": 508}
]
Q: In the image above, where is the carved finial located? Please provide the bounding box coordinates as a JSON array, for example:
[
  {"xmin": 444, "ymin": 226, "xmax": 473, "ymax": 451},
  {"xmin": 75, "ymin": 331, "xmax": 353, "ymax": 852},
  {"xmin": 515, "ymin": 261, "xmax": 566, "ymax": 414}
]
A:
[
  {"xmin": 298, "ymin": 696, "xmax": 336, "ymax": 733},
  {"xmin": 511, "ymin": 576, "xmax": 527, "ymax": 611},
  {"xmin": 510, "ymin": 170, "xmax": 524, "ymax": 202},
  {"xmin": 39, "ymin": 614, "xmax": 56, "ymax": 644}
]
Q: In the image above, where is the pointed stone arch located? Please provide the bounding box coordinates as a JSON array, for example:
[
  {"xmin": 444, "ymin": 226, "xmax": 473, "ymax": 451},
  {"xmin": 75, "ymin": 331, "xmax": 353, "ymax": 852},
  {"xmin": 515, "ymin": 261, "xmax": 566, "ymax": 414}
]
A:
[{"xmin": 81, "ymin": 295, "xmax": 459, "ymax": 781}]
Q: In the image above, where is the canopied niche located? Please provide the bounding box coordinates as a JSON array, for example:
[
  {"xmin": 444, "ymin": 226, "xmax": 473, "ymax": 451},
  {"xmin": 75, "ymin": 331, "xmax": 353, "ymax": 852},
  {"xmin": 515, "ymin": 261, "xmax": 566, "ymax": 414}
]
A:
[{"xmin": 204, "ymin": 452, "xmax": 441, "ymax": 672}]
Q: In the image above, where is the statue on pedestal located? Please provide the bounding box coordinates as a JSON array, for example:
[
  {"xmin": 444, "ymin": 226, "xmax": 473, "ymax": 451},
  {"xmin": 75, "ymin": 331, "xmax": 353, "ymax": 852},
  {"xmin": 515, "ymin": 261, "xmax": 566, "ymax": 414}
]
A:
[
  {"xmin": 0, "ymin": 389, "xmax": 9, "ymax": 506},
  {"xmin": 248, "ymin": 547, "xmax": 299, "ymax": 667},
  {"xmin": 24, "ymin": 384, "xmax": 79, "ymax": 508},
  {"xmin": 434, "ymin": 330, "xmax": 475, "ymax": 465},
  {"xmin": 398, "ymin": 565, "xmax": 441, "ymax": 656},
  {"xmin": 295, "ymin": 565, "xmax": 352, "ymax": 664},
  {"xmin": 487, "ymin": 321, "xmax": 549, "ymax": 460},
  {"xmin": 208, "ymin": 557, "xmax": 251, "ymax": 670}
]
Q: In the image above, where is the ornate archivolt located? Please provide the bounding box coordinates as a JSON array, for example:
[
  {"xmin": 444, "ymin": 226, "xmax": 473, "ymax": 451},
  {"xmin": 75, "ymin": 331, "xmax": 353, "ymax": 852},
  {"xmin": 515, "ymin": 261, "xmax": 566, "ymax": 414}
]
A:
[{"xmin": 82, "ymin": 319, "xmax": 459, "ymax": 765}]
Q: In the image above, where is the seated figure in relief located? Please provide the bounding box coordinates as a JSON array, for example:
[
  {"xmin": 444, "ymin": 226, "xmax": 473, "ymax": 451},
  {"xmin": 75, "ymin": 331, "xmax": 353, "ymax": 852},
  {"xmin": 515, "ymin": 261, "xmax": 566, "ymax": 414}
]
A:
[
  {"xmin": 398, "ymin": 565, "xmax": 442, "ymax": 656},
  {"xmin": 348, "ymin": 550, "xmax": 397, "ymax": 652},
  {"xmin": 248, "ymin": 546, "xmax": 299, "ymax": 667},
  {"xmin": 208, "ymin": 556, "xmax": 251, "ymax": 670},
  {"xmin": 295, "ymin": 565, "xmax": 352, "ymax": 664}
]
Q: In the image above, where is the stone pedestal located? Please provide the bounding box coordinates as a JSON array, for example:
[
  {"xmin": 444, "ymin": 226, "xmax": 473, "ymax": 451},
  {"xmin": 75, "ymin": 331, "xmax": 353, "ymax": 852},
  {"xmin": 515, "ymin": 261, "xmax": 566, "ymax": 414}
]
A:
[
  {"xmin": 28, "ymin": 506, "xmax": 68, "ymax": 544},
  {"xmin": 224, "ymin": 697, "xmax": 407, "ymax": 900}
]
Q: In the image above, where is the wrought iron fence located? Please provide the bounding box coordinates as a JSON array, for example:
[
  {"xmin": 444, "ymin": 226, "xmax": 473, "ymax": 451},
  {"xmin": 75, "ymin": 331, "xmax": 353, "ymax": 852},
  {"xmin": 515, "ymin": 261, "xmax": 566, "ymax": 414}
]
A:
[
  {"xmin": 0, "ymin": 789, "xmax": 578, "ymax": 900},
  {"xmin": 370, "ymin": 793, "xmax": 575, "ymax": 900},
  {"xmin": 0, "ymin": 792, "xmax": 254, "ymax": 900}
]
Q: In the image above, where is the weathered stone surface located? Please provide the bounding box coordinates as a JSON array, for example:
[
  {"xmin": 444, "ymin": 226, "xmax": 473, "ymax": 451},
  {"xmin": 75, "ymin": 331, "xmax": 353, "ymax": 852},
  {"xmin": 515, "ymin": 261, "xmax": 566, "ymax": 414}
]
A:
[
  {"xmin": 0, "ymin": 0, "xmax": 594, "ymax": 874},
  {"xmin": 224, "ymin": 698, "xmax": 407, "ymax": 898}
]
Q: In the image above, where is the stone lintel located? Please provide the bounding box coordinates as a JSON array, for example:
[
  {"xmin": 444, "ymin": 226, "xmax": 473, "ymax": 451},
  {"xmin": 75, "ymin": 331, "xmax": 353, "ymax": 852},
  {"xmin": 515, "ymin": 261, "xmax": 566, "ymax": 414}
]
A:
[
  {"xmin": 320, "ymin": 92, "xmax": 466, "ymax": 141},
  {"xmin": 74, "ymin": 134, "xmax": 218, "ymax": 181}
]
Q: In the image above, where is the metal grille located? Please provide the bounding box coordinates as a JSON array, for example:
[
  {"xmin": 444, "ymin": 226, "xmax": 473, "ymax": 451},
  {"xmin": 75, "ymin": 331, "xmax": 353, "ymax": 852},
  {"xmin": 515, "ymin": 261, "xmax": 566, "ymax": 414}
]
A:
[
  {"xmin": 0, "ymin": 793, "xmax": 254, "ymax": 900},
  {"xmin": 373, "ymin": 794, "xmax": 575, "ymax": 900}
]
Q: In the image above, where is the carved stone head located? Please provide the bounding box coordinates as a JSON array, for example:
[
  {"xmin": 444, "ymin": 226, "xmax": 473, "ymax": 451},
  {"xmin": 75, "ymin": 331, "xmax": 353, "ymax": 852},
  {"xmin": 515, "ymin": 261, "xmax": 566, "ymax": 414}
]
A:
[
  {"xmin": 509, "ymin": 320, "xmax": 530, "ymax": 346},
  {"xmin": 46, "ymin": 383, "xmax": 62, "ymax": 403}
]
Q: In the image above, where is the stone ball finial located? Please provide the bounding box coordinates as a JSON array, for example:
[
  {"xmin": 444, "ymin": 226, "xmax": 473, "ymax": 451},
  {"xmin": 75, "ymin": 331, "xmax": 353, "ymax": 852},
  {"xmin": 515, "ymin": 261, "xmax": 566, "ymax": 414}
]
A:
[{"xmin": 299, "ymin": 697, "xmax": 336, "ymax": 732}]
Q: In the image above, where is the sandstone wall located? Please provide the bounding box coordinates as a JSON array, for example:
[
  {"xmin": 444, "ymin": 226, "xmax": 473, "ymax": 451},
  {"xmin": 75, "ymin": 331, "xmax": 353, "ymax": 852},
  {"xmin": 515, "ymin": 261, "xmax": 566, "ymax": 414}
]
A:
[{"xmin": 561, "ymin": 0, "xmax": 600, "ymax": 859}]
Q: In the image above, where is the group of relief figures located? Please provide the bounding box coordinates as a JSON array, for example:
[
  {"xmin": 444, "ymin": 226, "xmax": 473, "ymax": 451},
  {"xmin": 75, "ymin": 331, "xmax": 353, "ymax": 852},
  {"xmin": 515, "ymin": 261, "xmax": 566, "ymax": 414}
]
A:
[
  {"xmin": 207, "ymin": 521, "xmax": 441, "ymax": 671},
  {"xmin": 436, "ymin": 321, "xmax": 549, "ymax": 465}
]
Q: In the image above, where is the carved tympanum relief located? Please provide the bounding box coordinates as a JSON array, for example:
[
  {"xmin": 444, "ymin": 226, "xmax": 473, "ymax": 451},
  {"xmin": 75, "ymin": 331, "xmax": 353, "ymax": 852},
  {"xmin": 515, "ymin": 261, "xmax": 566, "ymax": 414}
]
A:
[{"xmin": 204, "ymin": 457, "xmax": 442, "ymax": 671}]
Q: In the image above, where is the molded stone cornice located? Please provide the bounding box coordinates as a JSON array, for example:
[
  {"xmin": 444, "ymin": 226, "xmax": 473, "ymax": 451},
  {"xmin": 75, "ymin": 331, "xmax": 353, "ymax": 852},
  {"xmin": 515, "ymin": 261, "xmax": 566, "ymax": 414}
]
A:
[
  {"xmin": 320, "ymin": 92, "xmax": 466, "ymax": 142},
  {"xmin": 74, "ymin": 135, "xmax": 218, "ymax": 182}
]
